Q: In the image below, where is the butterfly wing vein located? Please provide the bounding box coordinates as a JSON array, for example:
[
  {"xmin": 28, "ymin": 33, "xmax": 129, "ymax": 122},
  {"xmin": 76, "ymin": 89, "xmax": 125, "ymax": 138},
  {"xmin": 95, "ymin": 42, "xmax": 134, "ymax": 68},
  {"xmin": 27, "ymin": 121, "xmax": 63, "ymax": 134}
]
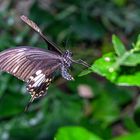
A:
[{"xmin": 0, "ymin": 47, "xmax": 61, "ymax": 81}]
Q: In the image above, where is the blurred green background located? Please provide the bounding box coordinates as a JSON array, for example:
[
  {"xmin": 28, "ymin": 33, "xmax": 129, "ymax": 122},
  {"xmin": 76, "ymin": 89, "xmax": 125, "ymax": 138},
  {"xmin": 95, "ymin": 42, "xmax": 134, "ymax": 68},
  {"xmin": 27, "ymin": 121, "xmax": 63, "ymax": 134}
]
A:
[{"xmin": 0, "ymin": 0, "xmax": 140, "ymax": 140}]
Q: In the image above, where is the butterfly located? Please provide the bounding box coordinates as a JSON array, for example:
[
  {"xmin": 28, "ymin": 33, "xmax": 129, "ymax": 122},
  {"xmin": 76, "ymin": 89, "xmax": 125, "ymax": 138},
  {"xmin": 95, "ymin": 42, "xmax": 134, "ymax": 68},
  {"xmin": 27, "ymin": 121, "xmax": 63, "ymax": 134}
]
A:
[{"xmin": 0, "ymin": 15, "xmax": 89, "ymax": 111}]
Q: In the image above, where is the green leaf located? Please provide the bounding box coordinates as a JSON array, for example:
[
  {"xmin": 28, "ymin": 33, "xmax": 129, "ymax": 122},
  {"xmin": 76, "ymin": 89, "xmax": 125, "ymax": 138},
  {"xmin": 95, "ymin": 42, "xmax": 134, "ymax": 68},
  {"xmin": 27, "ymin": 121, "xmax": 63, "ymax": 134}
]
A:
[
  {"xmin": 112, "ymin": 132, "xmax": 140, "ymax": 140},
  {"xmin": 91, "ymin": 52, "xmax": 140, "ymax": 86},
  {"xmin": 91, "ymin": 53, "xmax": 118, "ymax": 82},
  {"xmin": 78, "ymin": 69, "xmax": 92, "ymax": 77},
  {"xmin": 116, "ymin": 71, "xmax": 140, "ymax": 86},
  {"xmin": 123, "ymin": 117, "xmax": 140, "ymax": 132},
  {"xmin": 55, "ymin": 126, "xmax": 102, "ymax": 140},
  {"xmin": 122, "ymin": 52, "xmax": 140, "ymax": 66},
  {"xmin": 134, "ymin": 34, "xmax": 140, "ymax": 51},
  {"xmin": 112, "ymin": 35, "xmax": 126, "ymax": 56}
]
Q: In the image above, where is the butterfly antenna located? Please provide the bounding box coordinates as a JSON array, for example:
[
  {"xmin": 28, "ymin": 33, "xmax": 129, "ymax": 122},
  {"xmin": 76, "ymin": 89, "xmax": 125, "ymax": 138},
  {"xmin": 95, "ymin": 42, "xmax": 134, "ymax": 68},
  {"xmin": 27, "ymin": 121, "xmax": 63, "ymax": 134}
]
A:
[
  {"xmin": 20, "ymin": 15, "xmax": 62, "ymax": 53},
  {"xmin": 24, "ymin": 95, "xmax": 35, "ymax": 112},
  {"xmin": 72, "ymin": 59, "xmax": 90, "ymax": 68}
]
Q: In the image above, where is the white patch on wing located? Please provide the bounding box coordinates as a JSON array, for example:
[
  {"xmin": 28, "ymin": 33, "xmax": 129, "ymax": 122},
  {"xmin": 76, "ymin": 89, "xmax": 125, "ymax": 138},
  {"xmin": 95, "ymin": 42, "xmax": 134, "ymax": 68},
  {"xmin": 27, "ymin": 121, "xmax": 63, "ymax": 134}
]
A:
[
  {"xmin": 46, "ymin": 78, "xmax": 49, "ymax": 82},
  {"xmin": 32, "ymin": 73, "xmax": 45, "ymax": 87},
  {"xmin": 27, "ymin": 76, "xmax": 34, "ymax": 83},
  {"xmin": 36, "ymin": 70, "xmax": 42, "ymax": 75}
]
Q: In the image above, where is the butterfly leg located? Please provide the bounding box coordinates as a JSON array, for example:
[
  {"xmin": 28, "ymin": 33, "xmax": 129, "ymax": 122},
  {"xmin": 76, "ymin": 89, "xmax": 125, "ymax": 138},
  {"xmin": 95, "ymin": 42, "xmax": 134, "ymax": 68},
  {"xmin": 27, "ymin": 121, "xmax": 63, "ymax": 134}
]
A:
[
  {"xmin": 61, "ymin": 65, "xmax": 74, "ymax": 81},
  {"xmin": 71, "ymin": 59, "xmax": 90, "ymax": 68}
]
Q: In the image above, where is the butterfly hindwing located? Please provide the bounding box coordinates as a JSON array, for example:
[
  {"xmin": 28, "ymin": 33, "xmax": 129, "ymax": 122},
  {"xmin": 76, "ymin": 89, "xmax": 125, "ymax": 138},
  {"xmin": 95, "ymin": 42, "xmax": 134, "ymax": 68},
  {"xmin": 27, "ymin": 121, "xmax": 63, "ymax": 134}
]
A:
[
  {"xmin": 26, "ymin": 70, "xmax": 53, "ymax": 102},
  {"xmin": 25, "ymin": 72, "xmax": 52, "ymax": 111}
]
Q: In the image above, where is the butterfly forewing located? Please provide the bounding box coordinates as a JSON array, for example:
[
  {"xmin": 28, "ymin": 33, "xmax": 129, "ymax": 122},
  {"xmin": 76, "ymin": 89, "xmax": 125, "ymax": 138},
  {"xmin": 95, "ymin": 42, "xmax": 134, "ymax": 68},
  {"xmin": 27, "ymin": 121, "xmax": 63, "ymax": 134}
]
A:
[
  {"xmin": 0, "ymin": 47, "xmax": 61, "ymax": 81},
  {"xmin": 20, "ymin": 15, "xmax": 62, "ymax": 54}
]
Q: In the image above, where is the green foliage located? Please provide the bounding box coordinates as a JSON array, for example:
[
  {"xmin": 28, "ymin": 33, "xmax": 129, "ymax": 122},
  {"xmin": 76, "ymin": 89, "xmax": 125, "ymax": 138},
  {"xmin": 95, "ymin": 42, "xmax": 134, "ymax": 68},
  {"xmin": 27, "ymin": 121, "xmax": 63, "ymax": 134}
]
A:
[
  {"xmin": 112, "ymin": 132, "xmax": 140, "ymax": 140},
  {"xmin": 0, "ymin": 0, "xmax": 140, "ymax": 140},
  {"xmin": 55, "ymin": 126, "xmax": 102, "ymax": 140},
  {"xmin": 112, "ymin": 35, "xmax": 126, "ymax": 56},
  {"xmin": 84, "ymin": 34, "xmax": 140, "ymax": 86}
]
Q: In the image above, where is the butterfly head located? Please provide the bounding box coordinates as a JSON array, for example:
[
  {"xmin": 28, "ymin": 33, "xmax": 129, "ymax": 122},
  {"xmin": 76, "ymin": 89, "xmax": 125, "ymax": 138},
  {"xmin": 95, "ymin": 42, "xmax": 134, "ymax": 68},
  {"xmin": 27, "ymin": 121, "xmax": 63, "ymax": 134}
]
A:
[{"xmin": 62, "ymin": 50, "xmax": 73, "ymax": 68}]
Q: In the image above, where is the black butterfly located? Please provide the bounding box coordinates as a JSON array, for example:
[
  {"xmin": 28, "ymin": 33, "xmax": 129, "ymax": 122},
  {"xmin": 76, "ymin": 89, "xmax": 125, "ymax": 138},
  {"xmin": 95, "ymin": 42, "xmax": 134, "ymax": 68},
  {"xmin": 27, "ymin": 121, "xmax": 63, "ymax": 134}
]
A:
[{"xmin": 0, "ymin": 15, "xmax": 89, "ymax": 110}]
